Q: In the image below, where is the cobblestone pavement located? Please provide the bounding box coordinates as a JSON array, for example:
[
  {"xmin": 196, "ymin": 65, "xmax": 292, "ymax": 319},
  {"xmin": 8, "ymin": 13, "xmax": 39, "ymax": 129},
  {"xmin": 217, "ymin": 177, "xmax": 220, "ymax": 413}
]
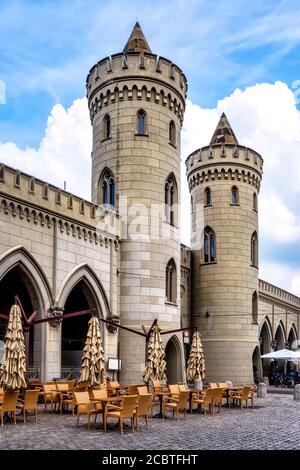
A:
[{"xmin": 1, "ymin": 392, "xmax": 299, "ymax": 450}]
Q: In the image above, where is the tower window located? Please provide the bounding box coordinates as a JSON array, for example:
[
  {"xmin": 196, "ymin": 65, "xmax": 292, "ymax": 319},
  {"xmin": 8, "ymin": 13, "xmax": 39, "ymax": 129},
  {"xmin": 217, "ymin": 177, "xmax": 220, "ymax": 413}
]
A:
[
  {"xmin": 251, "ymin": 231, "xmax": 258, "ymax": 267},
  {"xmin": 137, "ymin": 109, "xmax": 146, "ymax": 135},
  {"xmin": 169, "ymin": 120, "xmax": 176, "ymax": 146},
  {"xmin": 99, "ymin": 168, "xmax": 115, "ymax": 208},
  {"xmin": 204, "ymin": 187, "xmax": 212, "ymax": 206},
  {"xmin": 204, "ymin": 226, "xmax": 216, "ymax": 263},
  {"xmin": 103, "ymin": 114, "xmax": 111, "ymax": 140},
  {"xmin": 166, "ymin": 258, "xmax": 177, "ymax": 303},
  {"xmin": 252, "ymin": 291, "xmax": 258, "ymax": 324},
  {"xmin": 253, "ymin": 193, "xmax": 258, "ymax": 211},
  {"xmin": 165, "ymin": 173, "xmax": 178, "ymax": 226},
  {"xmin": 231, "ymin": 186, "xmax": 239, "ymax": 205}
]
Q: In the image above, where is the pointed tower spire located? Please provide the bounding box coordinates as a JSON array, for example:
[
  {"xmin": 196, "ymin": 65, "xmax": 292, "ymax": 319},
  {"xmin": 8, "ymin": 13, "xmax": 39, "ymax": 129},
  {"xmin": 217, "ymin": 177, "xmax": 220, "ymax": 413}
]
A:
[
  {"xmin": 210, "ymin": 112, "xmax": 239, "ymax": 145},
  {"xmin": 123, "ymin": 22, "xmax": 152, "ymax": 54}
]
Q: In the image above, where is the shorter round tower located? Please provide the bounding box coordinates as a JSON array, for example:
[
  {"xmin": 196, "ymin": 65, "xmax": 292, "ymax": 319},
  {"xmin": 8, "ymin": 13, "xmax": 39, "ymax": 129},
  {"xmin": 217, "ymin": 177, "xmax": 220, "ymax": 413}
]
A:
[{"xmin": 186, "ymin": 113, "xmax": 263, "ymax": 384}]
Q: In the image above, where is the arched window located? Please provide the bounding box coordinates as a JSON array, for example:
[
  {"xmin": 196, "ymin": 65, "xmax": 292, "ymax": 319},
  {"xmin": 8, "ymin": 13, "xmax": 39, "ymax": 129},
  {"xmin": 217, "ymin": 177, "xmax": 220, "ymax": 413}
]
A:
[
  {"xmin": 103, "ymin": 114, "xmax": 111, "ymax": 140},
  {"xmin": 252, "ymin": 291, "xmax": 258, "ymax": 324},
  {"xmin": 251, "ymin": 231, "xmax": 258, "ymax": 267},
  {"xmin": 166, "ymin": 258, "xmax": 177, "ymax": 303},
  {"xmin": 165, "ymin": 173, "xmax": 178, "ymax": 226},
  {"xmin": 204, "ymin": 226, "xmax": 216, "ymax": 263},
  {"xmin": 169, "ymin": 120, "xmax": 176, "ymax": 146},
  {"xmin": 231, "ymin": 186, "xmax": 239, "ymax": 205},
  {"xmin": 204, "ymin": 187, "xmax": 212, "ymax": 206},
  {"xmin": 99, "ymin": 168, "xmax": 115, "ymax": 207},
  {"xmin": 137, "ymin": 109, "xmax": 146, "ymax": 135},
  {"xmin": 253, "ymin": 193, "xmax": 258, "ymax": 211}
]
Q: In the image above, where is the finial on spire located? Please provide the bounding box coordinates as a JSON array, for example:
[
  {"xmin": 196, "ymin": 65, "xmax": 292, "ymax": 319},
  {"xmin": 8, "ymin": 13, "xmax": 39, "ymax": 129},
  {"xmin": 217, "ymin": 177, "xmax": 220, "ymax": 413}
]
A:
[
  {"xmin": 210, "ymin": 112, "xmax": 239, "ymax": 145},
  {"xmin": 123, "ymin": 22, "xmax": 152, "ymax": 54}
]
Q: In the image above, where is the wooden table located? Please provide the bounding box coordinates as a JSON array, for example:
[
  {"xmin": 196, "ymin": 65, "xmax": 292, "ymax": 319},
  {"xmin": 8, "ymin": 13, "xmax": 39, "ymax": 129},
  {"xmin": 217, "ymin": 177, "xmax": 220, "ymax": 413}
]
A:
[{"xmin": 152, "ymin": 392, "xmax": 170, "ymax": 418}]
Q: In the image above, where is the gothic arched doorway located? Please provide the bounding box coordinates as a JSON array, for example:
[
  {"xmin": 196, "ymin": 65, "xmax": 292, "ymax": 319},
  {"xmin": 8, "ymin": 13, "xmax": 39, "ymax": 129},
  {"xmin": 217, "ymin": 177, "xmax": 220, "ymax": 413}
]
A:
[
  {"xmin": 165, "ymin": 335, "xmax": 183, "ymax": 384},
  {"xmin": 0, "ymin": 265, "xmax": 42, "ymax": 372},
  {"xmin": 252, "ymin": 345, "xmax": 262, "ymax": 383},
  {"xmin": 260, "ymin": 319, "xmax": 272, "ymax": 377},
  {"xmin": 61, "ymin": 279, "xmax": 102, "ymax": 375}
]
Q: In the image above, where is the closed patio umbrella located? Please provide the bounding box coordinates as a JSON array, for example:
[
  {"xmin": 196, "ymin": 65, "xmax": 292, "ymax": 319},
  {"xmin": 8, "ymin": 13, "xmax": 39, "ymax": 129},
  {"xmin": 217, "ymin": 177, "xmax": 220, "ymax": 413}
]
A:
[
  {"xmin": 187, "ymin": 331, "xmax": 206, "ymax": 383},
  {"xmin": 143, "ymin": 324, "xmax": 167, "ymax": 382},
  {"xmin": 0, "ymin": 305, "xmax": 27, "ymax": 390},
  {"xmin": 79, "ymin": 315, "xmax": 105, "ymax": 385}
]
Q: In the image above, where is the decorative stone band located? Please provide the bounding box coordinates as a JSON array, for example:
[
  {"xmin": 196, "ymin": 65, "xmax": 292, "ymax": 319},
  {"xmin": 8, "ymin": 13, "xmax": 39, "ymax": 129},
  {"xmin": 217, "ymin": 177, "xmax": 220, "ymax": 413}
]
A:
[
  {"xmin": 88, "ymin": 80, "xmax": 185, "ymax": 125},
  {"xmin": 187, "ymin": 165, "xmax": 262, "ymax": 191},
  {"xmin": 0, "ymin": 196, "xmax": 120, "ymax": 250}
]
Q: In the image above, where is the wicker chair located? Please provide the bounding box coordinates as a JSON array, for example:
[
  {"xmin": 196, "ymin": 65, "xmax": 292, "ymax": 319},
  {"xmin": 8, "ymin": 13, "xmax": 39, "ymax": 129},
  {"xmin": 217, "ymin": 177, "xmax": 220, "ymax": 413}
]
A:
[
  {"xmin": 191, "ymin": 388, "xmax": 214, "ymax": 414},
  {"xmin": 0, "ymin": 391, "xmax": 19, "ymax": 425},
  {"xmin": 74, "ymin": 391, "xmax": 102, "ymax": 428},
  {"xmin": 163, "ymin": 390, "xmax": 190, "ymax": 421},
  {"xmin": 135, "ymin": 394, "xmax": 152, "ymax": 429},
  {"xmin": 230, "ymin": 386, "xmax": 252, "ymax": 409},
  {"xmin": 104, "ymin": 395, "xmax": 138, "ymax": 434},
  {"xmin": 16, "ymin": 389, "xmax": 39, "ymax": 423}
]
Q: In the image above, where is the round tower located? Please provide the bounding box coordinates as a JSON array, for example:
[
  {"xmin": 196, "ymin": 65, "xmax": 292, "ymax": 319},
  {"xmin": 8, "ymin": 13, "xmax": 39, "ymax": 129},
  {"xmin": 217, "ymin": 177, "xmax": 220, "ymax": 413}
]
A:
[
  {"xmin": 87, "ymin": 23, "xmax": 187, "ymax": 383},
  {"xmin": 186, "ymin": 113, "xmax": 263, "ymax": 384}
]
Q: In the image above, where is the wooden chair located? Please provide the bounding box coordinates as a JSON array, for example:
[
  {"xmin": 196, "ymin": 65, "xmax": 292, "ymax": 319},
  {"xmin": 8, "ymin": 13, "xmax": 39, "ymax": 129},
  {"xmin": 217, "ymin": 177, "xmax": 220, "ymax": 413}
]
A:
[
  {"xmin": 178, "ymin": 384, "xmax": 188, "ymax": 392},
  {"xmin": 0, "ymin": 391, "xmax": 19, "ymax": 425},
  {"xmin": 163, "ymin": 390, "xmax": 190, "ymax": 421},
  {"xmin": 230, "ymin": 386, "xmax": 252, "ymax": 409},
  {"xmin": 135, "ymin": 394, "xmax": 152, "ymax": 430},
  {"xmin": 212, "ymin": 388, "xmax": 224, "ymax": 413},
  {"xmin": 43, "ymin": 384, "xmax": 60, "ymax": 413},
  {"xmin": 90, "ymin": 389, "xmax": 107, "ymax": 419},
  {"xmin": 191, "ymin": 388, "xmax": 214, "ymax": 414},
  {"xmin": 168, "ymin": 384, "xmax": 180, "ymax": 399},
  {"xmin": 104, "ymin": 395, "xmax": 138, "ymax": 434},
  {"xmin": 16, "ymin": 389, "xmax": 39, "ymax": 423},
  {"xmin": 151, "ymin": 379, "xmax": 168, "ymax": 393},
  {"xmin": 74, "ymin": 391, "xmax": 102, "ymax": 428},
  {"xmin": 137, "ymin": 386, "xmax": 149, "ymax": 395}
]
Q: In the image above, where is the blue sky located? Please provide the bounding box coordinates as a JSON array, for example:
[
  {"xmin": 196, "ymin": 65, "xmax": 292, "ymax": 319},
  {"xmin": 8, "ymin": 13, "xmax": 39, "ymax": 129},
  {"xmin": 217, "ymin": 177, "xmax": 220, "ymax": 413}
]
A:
[
  {"xmin": 1, "ymin": 0, "xmax": 300, "ymax": 147},
  {"xmin": 0, "ymin": 0, "xmax": 300, "ymax": 295}
]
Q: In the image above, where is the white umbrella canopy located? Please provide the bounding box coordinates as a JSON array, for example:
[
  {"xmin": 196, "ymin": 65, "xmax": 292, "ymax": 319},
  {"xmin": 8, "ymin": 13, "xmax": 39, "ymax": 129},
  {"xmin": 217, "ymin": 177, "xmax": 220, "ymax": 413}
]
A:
[
  {"xmin": 0, "ymin": 305, "xmax": 27, "ymax": 390},
  {"xmin": 79, "ymin": 315, "xmax": 105, "ymax": 385},
  {"xmin": 187, "ymin": 331, "xmax": 206, "ymax": 382},
  {"xmin": 261, "ymin": 349, "xmax": 298, "ymax": 360},
  {"xmin": 143, "ymin": 324, "xmax": 167, "ymax": 382}
]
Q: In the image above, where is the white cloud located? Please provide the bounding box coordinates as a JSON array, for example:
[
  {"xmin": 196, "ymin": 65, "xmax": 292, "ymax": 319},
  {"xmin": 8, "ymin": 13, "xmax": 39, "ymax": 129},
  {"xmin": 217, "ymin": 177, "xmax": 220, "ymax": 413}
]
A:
[
  {"xmin": 1, "ymin": 81, "xmax": 300, "ymax": 295},
  {"xmin": 0, "ymin": 98, "xmax": 92, "ymax": 199}
]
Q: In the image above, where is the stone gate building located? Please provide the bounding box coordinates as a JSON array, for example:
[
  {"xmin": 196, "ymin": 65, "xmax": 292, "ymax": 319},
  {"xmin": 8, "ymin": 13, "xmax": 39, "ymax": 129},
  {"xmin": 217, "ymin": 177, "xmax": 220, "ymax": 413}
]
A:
[{"xmin": 0, "ymin": 23, "xmax": 299, "ymax": 384}]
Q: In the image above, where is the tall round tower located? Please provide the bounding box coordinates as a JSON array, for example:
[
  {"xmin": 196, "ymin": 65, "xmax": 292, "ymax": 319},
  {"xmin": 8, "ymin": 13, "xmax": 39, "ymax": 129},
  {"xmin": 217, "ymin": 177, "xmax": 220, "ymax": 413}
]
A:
[
  {"xmin": 186, "ymin": 113, "xmax": 263, "ymax": 384},
  {"xmin": 86, "ymin": 23, "xmax": 187, "ymax": 383}
]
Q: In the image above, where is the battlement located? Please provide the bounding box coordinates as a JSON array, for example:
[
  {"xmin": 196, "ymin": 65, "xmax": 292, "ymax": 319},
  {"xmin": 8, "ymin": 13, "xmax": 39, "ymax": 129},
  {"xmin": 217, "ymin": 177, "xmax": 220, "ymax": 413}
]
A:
[
  {"xmin": 186, "ymin": 144, "xmax": 264, "ymax": 191},
  {"xmin": 259, "ymin": 279, "xmax": 300, "ymax": 310},
  {"xmin": 86, "ymin": 52, "xmax": 187, "ymax": 116},
  {"xmin": 0, "ymin": 163, "xmax": 120, "ymax": 243}
]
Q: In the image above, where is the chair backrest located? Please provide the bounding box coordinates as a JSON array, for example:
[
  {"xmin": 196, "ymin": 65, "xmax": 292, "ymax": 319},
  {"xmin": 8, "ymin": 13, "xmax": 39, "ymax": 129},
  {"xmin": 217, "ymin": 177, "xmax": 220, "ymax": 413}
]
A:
[
  {"xmin": 151, "ymin": 379, "xmax": 162, "ymax": 393},
  {"xmin": 91, "ymin": 389, "xmax": 107, "ymax": 400},
  {"xmin": 100, "ymin": 383, "xmax": 106, "ymax": 390},
  {"xmin": 212, "ymin": 388, "xmax": 223, "ymax": 403},
  {"xmin": 43, "ymin": 384, "xmax": 56, "ymax": 393},
  {"xmin": 136, "ymin": 394, "xmax": 152, "ymax": 416},
  {"xmin": 241, "ymin": 386, "xmax": 251, "ymax": 400},
  {"xmin": 23, "ymin": 390, "xmax": 40, "ymax": 410},
  {"xmin": 137, "ymin": 386, "xmax": 149, "ymax": 396},
  {"xmin": 217, "ymin": 383, "xmax": 228, "ymax": 389},
  {"xmin": 178, "ymin": 384, "xmax": 188, "ymax": 392},
  {"xmin": 109, "ymin": 381, "xmax": 120, "ymax": 388},
  {"xmin": 120, "ymin": 395, "xmax": 138, "ymax": 419},
  {"xmin": 208, "ymin": 383, "xmax": 218, "ymax": 388},
  {"xmin": 56, "ymin": 383, "xmax": 69, "ymax": 393},
  {"xmin": 2, "ymin": 391, "xmax": 19, "ymax": 412},
  {"xmin": 204, "ymin": 388, "xmax": 214, "ymax": 403},
  {"xmin": 178, "ymin": 390, "xmax": 190, "ymax": 409},
  {"xmin": 128, "ymin": 385, "xmax": 139, "ymax": 395},
  {"xmin": 67, "ymin": 380, "xmax": 76, "ymax": 391},
  {"xmin": 168, "ymin": 384, "xmax": 180, "ymax": 396},
  {"xmin": 74, "ymin": 391, "xmax": 90, "ymax": 405}
]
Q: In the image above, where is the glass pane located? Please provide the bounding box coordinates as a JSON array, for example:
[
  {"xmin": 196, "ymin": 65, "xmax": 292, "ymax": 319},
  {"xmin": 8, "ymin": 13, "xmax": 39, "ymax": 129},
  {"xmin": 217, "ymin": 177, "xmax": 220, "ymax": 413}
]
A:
[
  {"xmin": 138, "ymin": 112, "xmax": 145, "ymax": 134},
  {"xmin": 210, "ymin": 236, "xmax": 215, "ymax": 261},
  {"xmin": 204, "ymin": 235, "xmax": 209, "ymax": 262},
  {"xmin": 103, "ymin": 183, "xmax": 108, "ymax": 204},
  {"xmin": 110, "ymin": 181, "xmax": 115, "ymax": 206}
]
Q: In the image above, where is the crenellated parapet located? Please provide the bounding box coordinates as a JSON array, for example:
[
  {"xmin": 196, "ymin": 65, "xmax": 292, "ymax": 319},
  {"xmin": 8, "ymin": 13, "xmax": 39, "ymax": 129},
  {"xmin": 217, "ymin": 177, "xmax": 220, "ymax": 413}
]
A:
[
  {"xmin": 86, "ymin": 52, "xmax": 187, "ymax": 125},
  {"xmin": 259, "ymin": 279, "xmax": 300, "ymax": 310},
  {"xmin": 186, "ymin": 144, "xmax": 264, "ymax": 191},
  {"xmin": 0, "ymin": 163, "xmax": 120, "ymax": 248}
]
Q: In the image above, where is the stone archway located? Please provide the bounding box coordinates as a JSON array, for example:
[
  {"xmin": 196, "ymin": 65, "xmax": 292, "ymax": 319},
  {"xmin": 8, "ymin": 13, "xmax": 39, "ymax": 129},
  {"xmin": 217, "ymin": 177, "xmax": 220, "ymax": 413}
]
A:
[
  {"xmin": 165, "ymin": 335, "xmax": 183, "ymax": 384},
  {"xmin": 274, "ymin": 322, "xmax": 286, "ymax": 373},
  {"xmin": 252, "ymin": 345, "xmax": 262, "ymax": 382},
  {"xmin": 259, "ymin": 318, "xmax": 272, "ymax": 377},
  {"xmin": 0, "ymin": 246, "xmax": 52, "ymax": 379},
  {"xmin": 288, "ymin": 324, "xmax": 298, "ymax": 350}
]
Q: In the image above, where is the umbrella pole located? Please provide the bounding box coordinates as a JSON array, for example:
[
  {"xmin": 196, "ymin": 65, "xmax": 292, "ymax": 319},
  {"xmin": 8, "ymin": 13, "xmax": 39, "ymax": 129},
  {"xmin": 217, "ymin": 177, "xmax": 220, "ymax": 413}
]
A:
[{"xmin": 23, "ymin": 326, "xmax": 30, "ymax": 374}]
